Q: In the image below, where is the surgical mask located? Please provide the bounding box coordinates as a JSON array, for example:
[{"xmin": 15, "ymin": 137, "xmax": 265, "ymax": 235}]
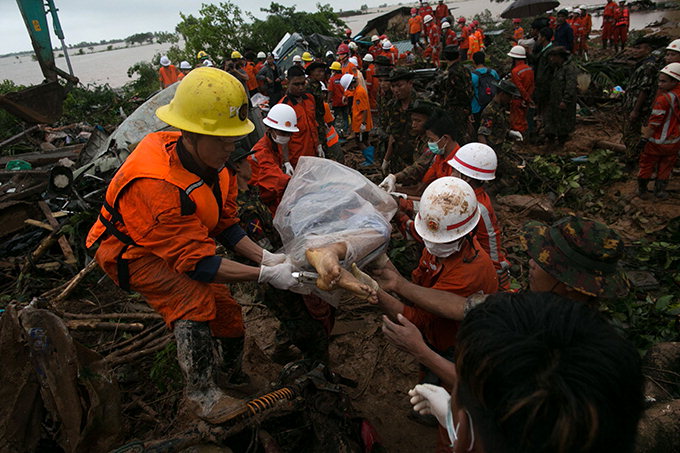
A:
[
  {"xmin": 445, "ymin": 407, "xmax": 475, "ymax": 451},
  {"xmin": 427, "ymin": 136, "xmax": 446, "ymax": 155},
  {"xmin": 272, "ymin": 133, "xmax": 290, "ymax": 145},
  {"xmin": 424, "ymin": 238, "xmax": 463, "ymax": 258}
]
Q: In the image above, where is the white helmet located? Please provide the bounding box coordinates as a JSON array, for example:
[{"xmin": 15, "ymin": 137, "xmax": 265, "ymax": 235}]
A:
[
  {"xmin": 349, "ymin": 41, "xmax": 358, "ymax": 50},
  {"xmin": 424, "ymin": 14, "xmax": 434, "ymax": 24},
  {"xmin": 447, "ymin": 142, "xmax": 497, "ymax": 181},
  {"xmin": 382, "ymin": 40, "xmax": 392, "ymax": 50},
  {"xmin": 667, "ymin": 38, "xmax": 680, "ymax": 53},
  {"xmin": 326, "ymin": 50, "xmax": 334, "ymax": 57},
  {"xmin": 340, "ymin": 73, "xmax": 354, "ymax": 91},
  {"xmin": 660, "ymin": 62, "xmax": 680, "ymax": 82},
  {"xmin": 507, "ymin": 45, "xmax": 527, "ymax": 59},
  {"xmin": 292, "ymin": 55, "xmax": 302, "ymax": 62},
  {"xmin": 179, "ymin": 60, "xmax": 191, "ymax": 69},
  {"xmin": 160, "ymin": 55, "xmax": 171, "ymax": 66},
  {"xmin": 579, "ymin": 4, "xmax": 587, "ymax": 10},
  {"xmin": 415, "ymin": 177, "xmax": 480, "ymax": 243},
  {"xmin": 442, "ymin": 21, "xmax": 451, "ymax": 29},
  {"xmin": 263, "ymin": 104, "xmax": 299, "ymax": 133},
  {"xmin": 257, "ymin": 51, "xmax": 267, "ymax": 59},
  {"xmin": 349, "ymin": 56, "xmax": 358, "ymax": 66},
  {"xmin": 363, "ymin": 53, "xmax": 374, "ymax": 62},
  {"xmin": 202, "ymin": 60, "xmax": 213, "ymax": 67},
  {"xmin": 371, "ymin": 34, "xmax": 380, "ymax": 42},
  {"xmin": 320, "ymin": 81, "xmax": 328, "ymax": 91}
]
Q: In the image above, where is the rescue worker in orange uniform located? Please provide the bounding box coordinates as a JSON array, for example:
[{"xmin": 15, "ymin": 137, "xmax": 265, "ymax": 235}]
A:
[
  {"xmin": 379, "ymin": 40, "xmax": 397, "ymax": 65},
  {"xmin": 602, "ymin": 0, "xmax": 619, "ymax": 50},
  {"xmin": 328, "ymin": 61, "xmax": 349, "ymax": 137},
  {"xmin": 435, "ymin": 0, "xmax": 449, "ymax": 22},
  {"xmin": 177, "ymin": 61, "xmax": 192, "ymax": 81},
  {"xmin": 362, "ymin": 54, "xmax": 378, "ymax": 113},
  {"xmin": 614, "ymin": 0, "xmax": 630, "ymax": 52},
  {"xmin": 244, "ymin": 52, "xmax": 260, "ymax": 95},
  {"xmin": 158, "ymin": 55, "xmax": 179, "ymax": 88},
  {"xmin": 278, "ymin": 65, "xmax": 321, "ymax": 165},
  {"xmin": 512, "ymin": 18, "xmax": 524, "ymax": 44},
  {"xmin": 86, "ymin": 68, "xmax": 301, "ymax": 424},
  {"xmin": 637, "ymin": 63, "xmax": 680, "ymax": 199},
  {"xmin": 370, "ymin": 176, "xmax": 498, "ymax": 452},
  {"xmin": 369, "ymin": 35, "xmax": 382, "ymax": 57},
  {"xmin": 424, "ymin": 15, "xmax": 441, "ymax": 67},
  {"xmin": 248, "ymin": 104, "xmax": 300, "ymax": 214},
  {"xmin": 442, "ymin": 21, "xmax": 457, "ymax": 46},
  {"xmin": 575, "ymin": 6, "xmax": 593, "ymax": 56},
  {"xmin": 508, "ymin": 45, "xmax": 535, "ymax": 133},
  {"xmin": 468, "ymin": 28, "xmax": 481, "ymax": 58},
  {"xmin": 419, "ymin": 1, "xmax": 434, "ymax": 19},
  {"xmin": 421, "ymin": 111, "xmax": 460, "ymax": 186},
  {"xmin": 447, "ymin": 143, "xmax": 511, "ymax": 289},
  {"xmin": 473, "ymin": 21, "xmax": 485, "ymax": 50},
  {"xmin": 457, "ymin": 17, "xmax": 470, "ymax": 60},
  {"xmin": 340, "ymin": 73, "xmax": 373, "ymax": 149},
  {"xmin": 254, "ymin": 51, "xmax": 266, "ymax": 92},
  {"xmin": 408, "ymin": 7, "xmax": 424, "ymax": 50}
]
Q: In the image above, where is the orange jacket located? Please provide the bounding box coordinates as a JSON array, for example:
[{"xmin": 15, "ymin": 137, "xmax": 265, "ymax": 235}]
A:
[
  {"xmin": 364, "ymin": 63, "xmax": 378, "ymax": 109},
  {"xmin": 255, "ymin": 61, "xmax": 265, "ymax": 88},
  {"xmin": 244, "ymin": 61, "xmax": 259, "ymax": 91},
  {"xmin": 159, "ymin": 65, "xmax": 179, "ymax": 88},
  {"xmin": 616, "ymin": 7, "xmax": 630, "ymax": 27},
  {"xmin": 329, "ymin": 73, "xmax": 346, "ymax": 107},
  {"xmin": 513, "ymin": 26, "xmax": 524, "ymax": 42},
  {"xmin": 435, "ymin": 4, "xmax": 449, "ymax": 21},
  {"xmin": 86, "ymin": 131, "xmax": 238, "ymax": 288},
  {"xmin": 426, "ymin": 22, "xmax": 440, "ymax": 48},
  {"xmin": 473, "ymin": 186, "xmax": 509, "ymax": 272},
  {"xmin": 403, "ymin": 237, "xmax": 498, "ymax": 352},
  {"xmin": 581, "ymin": 14, "xmax": 592, "ymax": 34},
  {"xmin": 368, "ymin": 43, "xmax": 382, "ymax": 57},
  {"xmin": 603, "ymin": 1, "xmax": 618, "ymax": 21},
  {"xmin": 278, "ymin": 93, "xmax": 319, "ymax": 165},
  {"xmin": 422, "ymin": 144, "xmax": 459, "ymax": 186},
  {"xmin": 409, "ymin": 15, "xmax": 424, "ymax": 34},
  {"xmin": 645, "ymin": 86, "xmax": 680, "ymax": 154},
  {"xmin": 248, "ymin": 135, "xmax": 291, "ymax": 212},
  {"xmin": 444, "ymin": 29, "xmax": 457, "ymax": 46},
  {"xmin": 468, "ymin": 33, "xmax": 481, "ymax": 56},
  {"xmin": 351, "ymin": 84, "xmax": 373, "ymax": 133},
  {"xmin": 460, "ymin": 25, "xmax": 470, "ymax": 49},
  {"xmin": 511, "ymin": 62, "xmax": 534, "ymax": 102}
]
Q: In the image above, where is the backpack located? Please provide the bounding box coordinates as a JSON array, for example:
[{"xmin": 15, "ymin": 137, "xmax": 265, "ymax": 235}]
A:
[{"xmin": 473, "ymin": 69, "xmax": 496, "ymax": 109}]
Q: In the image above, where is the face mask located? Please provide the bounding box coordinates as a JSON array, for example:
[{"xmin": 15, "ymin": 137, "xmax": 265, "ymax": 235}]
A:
[
  {"xmin": 424, "ymin": 238, "xmax": 463, "ymax": 258},
  {"xmin": 427, "ymin": 136, "xmax": 446, "ymax": 155},
  {"xmin": 445, "ymin": 407, "xmax": 475, "ymax": 451},
  {"xmin": 272, "ymin": 133, "xmax": 290, "ymax": 145}
]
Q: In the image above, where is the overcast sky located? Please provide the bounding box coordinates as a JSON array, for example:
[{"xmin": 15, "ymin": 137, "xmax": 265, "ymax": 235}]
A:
[{"xmin": 0, "ymin": 0, "xmax": 381, "ymax": 55}]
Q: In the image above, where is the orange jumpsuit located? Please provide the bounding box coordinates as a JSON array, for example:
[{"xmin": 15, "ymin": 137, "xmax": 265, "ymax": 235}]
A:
[
  {"xmin": 255, "ymin": 61, "xmax": 265, "ymax": 90},
  {"xmin": 435, "ymin": 3, "xmax": 449, "ymax": 21},
  {"xmin": 614, "ymin": 6, "xmax": 630, "ymax": 45},
  {"xmin": 444, "ymin": 29, "xmax": 457, "ymax": 46},
  {"xmin": 512, "ymin": 26, "xmax": 524, "ymax": 44},
  {"xmin": 159, "ymin": 65, "xmax": 179, "ymax": 88},
  {"xmin": 459, "ymin": 25, "xmax": 470, "ymax": 59},
  {"xmin": 248, "ymin": 135, "xmax": 291, "ymax": 213},
  {"xmin": 364, "ymin": 63, "xmax": 378, "ymax": 111},
  {"xmin": 350, "ymin": 84, "xmax": 373, "ymax": 133},
  {"xmin": 602, "ymin": 1, "xmax": 619, "ymax": 42},
  {"xmin": 369, "ymin": 43, "xmax": 382, "ymax": 57},
  {"xmin": 425, "ymin": 22, "xmax": 441, "ymax": 66},
  {"xmin": 86, "ymin": 131, "xmax": 244, "ymax": 338},
  {"xmin": 278, "ymin": 93, "xmax": 320, "ymax": 166},
  {"xmin": 639, "ymin": 86, "xmax": 680, "ymax": 181},
  {"xmin": 422, "ymin": 144, "xmax": 459, "ymax": 186},
  {"xmin": 473, "ymin": 186, "xmax": 510, "ymax": 290},
  {"xmin": 577, "ymin": 14, "xmax": 592, "ymax": 52},
  {"xmin": 509, "ymin": 62, "xmax": 534, "ymax": 133},
  {"xmin": 409, "ymin": 14, "xmax": 424, "ymax": 35},
  {"xmin": 245, "ymin": 61, "xmax": 259, "ymax": 92},
  {"xmin": 468, "ymin": 32, "xmax": 480, "ymax": 57}
]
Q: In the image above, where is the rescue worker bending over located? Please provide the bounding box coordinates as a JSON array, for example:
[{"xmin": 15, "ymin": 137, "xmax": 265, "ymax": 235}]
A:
[{"xmin": 86, "ymin": 68, "xmax": 300, "ymax": 424}]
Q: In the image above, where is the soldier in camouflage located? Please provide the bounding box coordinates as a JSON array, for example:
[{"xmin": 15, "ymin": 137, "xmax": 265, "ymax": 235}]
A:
[
  {"xmin": 227, "ymin": 147, "xmax": 329, "ymax": 364},
  {"xmin": 521, "ymin": 216, "xmax": 629, "ymax": 301},
  {"xmin": 544, "ymin": 46, "xmax": 578, "ymax": 145},
  {"xmin": 477, "ymin": 79, "xmax": 520, "ymax": 153},
  {"xmin": 440, "ymin": 44, "xmax": 473, "ymax": 143},
  {"xmin": 392, "ymin": 100, "xmax": 441, "ymax": 186},
  {"xmin": 621, "ymin": 36, "xmax": 660, "ymax": 163}
]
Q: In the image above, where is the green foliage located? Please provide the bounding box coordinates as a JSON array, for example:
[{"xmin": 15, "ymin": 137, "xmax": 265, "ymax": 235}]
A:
[
  {"xmin": 0, "ymin": 80, "xmax": 27, "ymax": 147},
  {"xmin": 126, "ymin": 61, "xmax": 160, "ymax": 98},
  {"xmin": 125, "ymin": 32, "xmax": 154, "ymax": 45},
  {"xmin": 150, "ymin": 342, "xmax": 183, "ymax": 393},
  {"xmin": 61, "ymin": 83, "xmax": 124, "ymax": 126},
  {"xmin": 154, "ymin": 31, "xmax": 179, "ymax": 44}
]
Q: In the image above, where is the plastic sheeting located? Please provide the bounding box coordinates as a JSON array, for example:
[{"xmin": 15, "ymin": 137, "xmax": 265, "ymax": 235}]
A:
[{"xmin": 274, "ymin": 156, "xmax": 397, "ymax": 276}]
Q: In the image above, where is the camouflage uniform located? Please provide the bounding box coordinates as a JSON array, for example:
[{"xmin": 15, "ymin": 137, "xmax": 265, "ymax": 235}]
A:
[
  {"xmin": 235, "ymin": 186, "xmax": 329, "ymax": 363},
  {"xmin": 544, "ymin": 57, "xmax": 578, "ymax": 140},
  {"xmin": 621, "ymin": 55, "xmax": 658, "ymax": 160},
  {"xmin": 385, "ymin": 94, "xmax": 424, "ymax": 174},
  {"xmin": 440, "ymin": 61, "xmax": 473, "ymax": 143},
  {"xmin": 520, "ymin": 216, "xmax": 629, "ymax": 299},
  {"xmin": 396, "ymin": 136, "xmax": 434, "ymax": 185},
  {"xmin": 533, "ymin": 42, "xmax": 555, "ymax": 115},
  {"xmin": 477, "ymin": 99, "xmax": 510, "ymax": 153}
]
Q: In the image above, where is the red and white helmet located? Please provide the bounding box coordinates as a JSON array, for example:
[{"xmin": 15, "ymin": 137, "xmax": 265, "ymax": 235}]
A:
[
  {"xmin": 424, "ymin": 14, "xmax": 434, "ymax": 24},
  {"xmin": 382, "ymin": 40, "xmax": 392, "ymax": 50},
  {"xmin": 447, "ymin": 142, "xmax": 497, "ymax": 181},
  {"xmin": 414, "ymin": 177, "xmax": 480, "ymax": 243},
  {"xmin": 442, "ymin": 21, "xmax": 451, "ymax": 29},
  {"xmin": 507, "ymin": 45, "xmax": 527, "ymax": 59},
  {"xmin": 337, "ymin": 43, "xmax": 350, "ymax": 55},
  {"xmin": 263, "ymin": 104, "xmax": 299, "ymax": 133},
  {"xmin": 667, "ymin": 39, "xmax": 680, "ymax": 53},
  {"xmin": 661, "ymin": 62, "xmax": 680, "ymax": 82}
]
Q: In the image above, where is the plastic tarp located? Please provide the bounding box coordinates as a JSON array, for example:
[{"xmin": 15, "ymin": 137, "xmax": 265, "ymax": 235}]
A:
[{"xmin": 274, "ymin": 157, "xmax": 396, "ymax": 304}]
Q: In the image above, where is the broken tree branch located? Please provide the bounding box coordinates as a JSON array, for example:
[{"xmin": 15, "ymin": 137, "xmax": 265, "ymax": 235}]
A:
[
  {"xmin": 38, "ymin": 201, "xmax": 77, "ymax": 265},
  {"xmin": 66, "ymin": 320, "xmax": 145, "ymax": 332},
  {"xmin": 0, "ymin": 125, "xmax": 40, "ymax": 149},
  {"xmin": 104, "ymin": 334, "xmax": 173, "ymax": 366},
  {"xmin": 42, "ymin": 259, "xmax": 98, "ymax": 304},
  {"xmin": 63, "ymin": 311, "xmax": 162, "ymax": 321},
  {"xmin": 98, "ymin": 322, "xmax": 167, "ymax": 356}
]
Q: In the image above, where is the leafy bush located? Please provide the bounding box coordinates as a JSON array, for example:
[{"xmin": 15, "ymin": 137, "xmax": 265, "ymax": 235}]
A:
[{"xmin": 0, "ymin": 80, "xmax": 27, "ymax": 147}]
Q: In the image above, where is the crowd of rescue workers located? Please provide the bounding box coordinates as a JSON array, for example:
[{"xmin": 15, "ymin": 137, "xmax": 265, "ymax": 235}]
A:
[{"xmin": 90, "ymin": 1, "xmax": 680, "ymax": 452}]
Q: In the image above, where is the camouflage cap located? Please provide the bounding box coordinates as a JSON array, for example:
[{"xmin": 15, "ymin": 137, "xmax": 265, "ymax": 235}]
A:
[
  {"xmin": 388, "ymin": 67, "xmax": 415, "ymax": 82},
  {"xmin": 492, "ymin": 79, "xmax": 521, "ymax": 97},
  {"xmin": 520, "ymin": 216, "xmax": 629, "ymax": 298},
  {"xmin": 227, "ymin": 144, "xmax": 256, "ymax": 167},
  {"xmin": 407, "ymin": 99, "xmax": 441, "ymax": 115}
]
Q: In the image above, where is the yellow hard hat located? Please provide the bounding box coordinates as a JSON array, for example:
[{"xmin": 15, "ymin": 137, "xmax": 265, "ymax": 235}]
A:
[
  {"xmin": 156, "ymin": 67, "xmax": 254, "ymax": 137},
  {"xmin": 197, "ymin": 50, "xmax": 208, "ymax": 59},
  {"xmin": 231, "ymin": 50, "xmax": 243, "ymax": 59},
  {"xmin": 329, "ymin": 61, "xmax": 342, "ymax": 71},
  {"xmin": 302, "ymin": 51, "xmax": 313, "ymax": 62}
]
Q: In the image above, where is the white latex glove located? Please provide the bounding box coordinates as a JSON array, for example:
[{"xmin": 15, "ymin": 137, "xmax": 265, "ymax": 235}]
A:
[
  {"xmin": 317, "ymin": 144, "xmax": 325, "ymax": 158},
  {"xmin": 408, "ymin": 384, "xmax": 451, "ymax": 429},
  {"xmin": 283, "ymin": 161, "xmax": 294, "ymax": 176},
  {"xmin": 381, "ymin": 159, "xmax": 389, "ymax": 173},
  {"xmin": 261, "ymin": 250, "xmax": 287, "ymax": 266},
  {"xmin": 258, "ymin": 262, "xmax": 299, "ymax": 290},
  {"xmin": 508, "ymin": 130, "xmax": 524, "ymax": 141},
  {"xmin": 378, "ymin": 174, "xmax": 396, "ymax": 193},
  {"xmin": 360, "ymin": 123, "xmax": 367, "ymax": 132}
]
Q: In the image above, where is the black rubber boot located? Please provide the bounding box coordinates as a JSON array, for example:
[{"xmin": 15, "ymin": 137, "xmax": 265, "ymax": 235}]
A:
[
  {"xmin": 174, "ymin": 320, "xmax": 245, "ymax": 423},
  {"xmin": 637, "ymin": 178, "xmax": 651, "ymax": 199},
  {"xmin": 214, "ymin": 336, "xmax": 250, "ymax": 389},
  {"xmin": 654, "ymin": 180, "xmax": 669, "ymax": 199}
]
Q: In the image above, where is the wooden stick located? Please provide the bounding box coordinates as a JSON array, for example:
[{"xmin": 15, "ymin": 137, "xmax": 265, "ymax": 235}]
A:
[
  {"xmin": 24, "ymin": 219, "xmax": 54, "ymax": 231},
  {"xmin": 66, "ymin": 320, "xmax": 145, "ymax": 332},
  {"xmin": 0, "ymin": 125, "xmax": 39, "ymax": 148},
  {"xmin": 105, "ymin": 335, "xmax": 172, "ymax": 366},
  {"xmin": 43, "ymin": 260, "xmax": 98, "ymax": 304},
  {"xmin": 97, "ymin": 321, "xmax": 165, "ymax": 355},
  {"xmin": 101, "ymin": 322, "xmax": 167, "ymax": 357},
  {"xmin": 38, "ymin": 201, "xmax": 77, "ymax": 265},
  {"xmin": 62, "ymin": 311, "xmax": 162, "ymax": 321}
]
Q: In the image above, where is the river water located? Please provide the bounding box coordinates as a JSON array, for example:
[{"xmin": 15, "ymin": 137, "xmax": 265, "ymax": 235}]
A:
[{"xmin": 0, "ymin": 1, "xmax": 667, "ymax": 88}]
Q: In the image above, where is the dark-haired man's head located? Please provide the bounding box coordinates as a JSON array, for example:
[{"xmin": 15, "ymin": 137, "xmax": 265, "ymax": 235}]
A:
[
  {"xmin": 538, "ymin": 27, "xmax": 553, "ymax": 45},
  {"xmin": 472, "ymin": 51, "xmax": 486, "ymax": 66},
  {"xmin": 453, "ymin": 292, "xmax": 644, "ymax": 453},
  {"xmin": 424, "ymin": 111, "xmax": 461, "ymax": 149},
  {"xmin": 286, "ymin": 65, "xmax": 307, "ymax": 97},
  {"xmin": 443, "ymin": 44, "xmax": 460, "ymax": 62}
]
